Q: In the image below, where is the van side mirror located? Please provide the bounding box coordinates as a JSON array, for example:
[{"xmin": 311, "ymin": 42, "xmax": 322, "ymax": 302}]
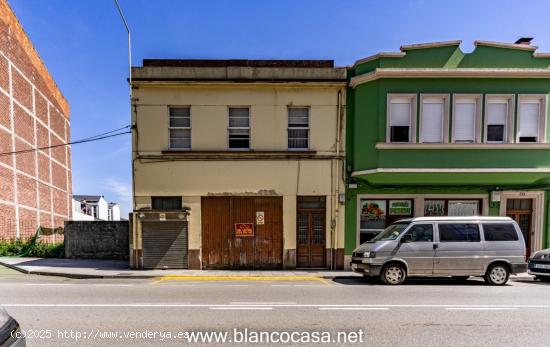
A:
[{"xmin": 401, "ymin": 234, "xmax": 412, "ymax": 243}]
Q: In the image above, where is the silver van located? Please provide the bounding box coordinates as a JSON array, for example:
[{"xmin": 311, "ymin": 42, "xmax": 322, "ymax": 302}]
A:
[{"xmin": 351, "ymin": 216, "xmax": 527, "ymax": 285}]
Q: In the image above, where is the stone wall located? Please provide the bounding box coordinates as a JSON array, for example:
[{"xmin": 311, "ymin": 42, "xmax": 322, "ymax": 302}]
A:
[{"xmin": 64, "ymin": 221, "xmax": 129, "ymax": 260}]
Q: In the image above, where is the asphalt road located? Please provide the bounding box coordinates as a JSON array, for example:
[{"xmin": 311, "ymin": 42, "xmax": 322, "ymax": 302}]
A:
[{"xmin": 1, "ymin": 266, "xmax": 549, "ymax": 346}]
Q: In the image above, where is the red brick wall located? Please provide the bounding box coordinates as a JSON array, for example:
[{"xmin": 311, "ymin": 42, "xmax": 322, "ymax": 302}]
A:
[{"xmin": 0, "ymin": 0, "xmax": 71, "ymax": 241}]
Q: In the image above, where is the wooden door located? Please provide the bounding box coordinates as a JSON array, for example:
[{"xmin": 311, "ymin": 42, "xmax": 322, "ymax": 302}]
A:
[
  {"xmin": 201, "ymin": 196, "xmax": 283, "ymax": 269},
  {"xmin": 296, "ymin": 197, "xmax": 326, "ymax": 269},
  {"xmin": 506, "ymin": 199, "xmax": 533, "ymax": 257}
]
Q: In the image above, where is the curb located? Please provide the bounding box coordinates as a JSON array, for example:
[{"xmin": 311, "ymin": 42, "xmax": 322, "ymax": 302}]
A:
[{"xmin": 0, "ymin": 260, "xmax": 359, "ymax": 280}]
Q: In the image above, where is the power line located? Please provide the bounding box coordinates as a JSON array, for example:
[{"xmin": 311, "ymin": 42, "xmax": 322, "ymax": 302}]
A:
[{"xmin": 0, "ymin": 125, "xmax": 132, "ymax": 157}]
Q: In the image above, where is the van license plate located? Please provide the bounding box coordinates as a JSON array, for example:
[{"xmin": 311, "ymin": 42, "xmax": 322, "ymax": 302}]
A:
[{"xmin": 532, "ymin": 263, "xmax": 550, "ymax": 269}]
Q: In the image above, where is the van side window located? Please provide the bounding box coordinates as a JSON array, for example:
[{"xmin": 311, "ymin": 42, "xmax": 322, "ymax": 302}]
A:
[
  {"xmin": 438, "ymin": 223, "xmax": 480, "ymax": 242},
  {"xmin": 405, "ymin": 224, "xmax": 433, "ymax": 242},
  {"xmin": 483, "ymin": 224, "xmax": 519, "ymax": 241}
]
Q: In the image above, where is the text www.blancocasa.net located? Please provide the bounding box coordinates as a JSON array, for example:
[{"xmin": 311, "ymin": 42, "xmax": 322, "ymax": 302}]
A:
[{"xmin": 14, "ymin": 328, "xmax": 365, "ymax": 344}]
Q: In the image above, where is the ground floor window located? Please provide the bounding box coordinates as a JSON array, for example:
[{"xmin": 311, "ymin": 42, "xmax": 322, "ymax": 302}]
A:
[
  {"xmin": 424, "ymin": 199, "xmax": 481, "ymax": 216},
  {"xmin": 359, "ymin": 199, "xmax": 413, "ymax": 244}
]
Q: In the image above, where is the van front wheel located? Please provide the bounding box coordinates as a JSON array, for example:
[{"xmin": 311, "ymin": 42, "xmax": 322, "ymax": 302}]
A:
[
  {"xmin": 484, "ymin": 264, "xmax": 510, "ymax": 285},
  {"xmin": 381, "ymin": 263, "xmax": 406, "ymax": 285}
]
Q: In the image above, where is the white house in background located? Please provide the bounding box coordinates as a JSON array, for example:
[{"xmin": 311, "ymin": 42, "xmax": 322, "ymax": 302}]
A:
[
  {"xmin": 107, "ymin": 203, "xmax": 121, "ymax": 221},
  {"xmin": 72, "ymin": 195, "xmax": 115, "ymax": 221}
]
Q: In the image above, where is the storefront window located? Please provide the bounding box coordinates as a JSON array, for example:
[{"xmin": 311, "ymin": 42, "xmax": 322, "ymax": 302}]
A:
[
  {"xmin": 424, "ymin": 199, "xmax": 480, "ymax": 216},
  {"xmin": 359, "ymin": 199, "xmax": 413, "ymax": 244}
]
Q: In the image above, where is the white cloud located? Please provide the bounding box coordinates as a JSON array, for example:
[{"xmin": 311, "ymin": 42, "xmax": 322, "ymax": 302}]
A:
[{"xmin": 99, "ymin": 177, "xmax": 132, "ymax": 218}]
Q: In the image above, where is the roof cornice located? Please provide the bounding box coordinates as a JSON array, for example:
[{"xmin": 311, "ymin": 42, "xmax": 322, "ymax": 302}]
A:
[
  {"xmin": 400, "ymin": 40, "xmax": 462, "ymax": 51},
  {"xmin": 350, "ymin": 68, "xmax": 550, "ymax": 88},
  {"xmin": 351, "ymin": 52, "xmax": 406, "ymax": 68},
  {"xmin": 474, "ymin": 40, "xmax": 538, "ymax": 51}
]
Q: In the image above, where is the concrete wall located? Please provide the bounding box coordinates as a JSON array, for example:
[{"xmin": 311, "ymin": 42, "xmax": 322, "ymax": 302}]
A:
[{"xmin": 64, "ymin": 221, "xmax": 129, "ymax": 260}]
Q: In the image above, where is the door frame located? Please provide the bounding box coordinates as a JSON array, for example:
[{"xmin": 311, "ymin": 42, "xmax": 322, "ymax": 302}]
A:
[{"xmin": 499, "ymin": 191, "xmax": 544, "ymax": 254}]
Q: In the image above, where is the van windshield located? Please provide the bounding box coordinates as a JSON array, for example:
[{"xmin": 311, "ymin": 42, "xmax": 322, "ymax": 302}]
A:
[{"xmin": 368, "ymin": 222, "xmax": 410, "ymax": 242}]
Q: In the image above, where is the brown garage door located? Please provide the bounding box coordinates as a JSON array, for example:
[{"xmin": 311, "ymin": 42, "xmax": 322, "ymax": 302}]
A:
[
  {"xmin": 142, "ymin": 221, "xmax": 188, "ymax": 269},
  {"xmin": 201, "ymin": 196, "xmax": 283, "ymax": 269}
]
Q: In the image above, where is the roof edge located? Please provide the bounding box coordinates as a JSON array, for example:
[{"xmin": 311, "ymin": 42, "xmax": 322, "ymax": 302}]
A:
[
  {"xmin": 400, "ymin": 40, "xmax": 462, "ymax": 51},
  {"xmin": 474, "ymin": 40, "xmax": 538, "ymax": 51}
]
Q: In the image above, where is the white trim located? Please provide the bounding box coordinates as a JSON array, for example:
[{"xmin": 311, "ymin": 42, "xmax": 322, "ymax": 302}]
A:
[
  {"xmin": 8, "ymin": 60, "xmax": 19, "ymax": 238},
  {"xmin": 349, "ymin": 68, "xmax": 550, "ymax": 88},
  {"xmin": 375, "ymin": 142, "xmax": 550, "ymax": 149},
  {"xmin": 419, "ymin": 94, "xmax": 449, "ymax": 143},
  {"xmin": 352, "ymin": 52, "xmax": 406, "ymax": 68},
  {"xmin": 351, "ymin": 168, "xmax": 550, "ymax": 177},
  {"xmin": 516, "ymin": 94, "xmax": 548, "ymax": 143},
  {"xmin": 400, "ymin": 40, "xmax": 462, "ymax": 51},
  {"xmin": 386, "ymin": 94, "xmax": 417, "ymax": 144},
  {"xmin": 499, "ymin": 190, "xmax": 544, "ymax": 253},
  {"xmin": 451, "ymin": 94, "xmax": 482, "ymax": 143},
  {"xmin": 474, "ymin": 40, "xmax": 537, "ymax": 51}
]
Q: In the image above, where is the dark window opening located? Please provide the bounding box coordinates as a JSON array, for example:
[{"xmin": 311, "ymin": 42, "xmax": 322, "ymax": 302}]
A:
[
  {"xmin": 391, "ymin": 126, "xmax": 409, "ymax": 142},
  {"xmin": 152, "ymin": 197, "xmax": 182, "ymax": 210},
  {"xmin": 487, "ymin": 125, "xmax": 504, "ymax": 142},
  {"xmin": 519, "ymin": 136, "xmax": 537, "ymax": 143}
]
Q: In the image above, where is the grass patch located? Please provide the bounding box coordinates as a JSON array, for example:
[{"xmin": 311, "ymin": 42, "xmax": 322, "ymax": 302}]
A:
[{"xmin": 0, "ymin": 239, "xmax": 64, "ymax": 258}]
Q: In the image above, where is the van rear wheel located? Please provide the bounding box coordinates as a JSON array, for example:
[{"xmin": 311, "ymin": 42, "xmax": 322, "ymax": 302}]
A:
[
  {"xmin": 484, "ymin": 264, "xmax": 510, "ymax": 285},
  {"xmin": 381, "ymin": 263, "xmax": 406, "ymax": 285}
]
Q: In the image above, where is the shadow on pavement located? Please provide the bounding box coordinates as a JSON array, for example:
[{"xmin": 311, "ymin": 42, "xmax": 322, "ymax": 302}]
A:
[
  {"xmin": 331, "ymin": 276, "xmax": 513, "ymax": 286},
  {"xmin": 11, "ymin": 258, "xmax": 128, "ymax": 270}
]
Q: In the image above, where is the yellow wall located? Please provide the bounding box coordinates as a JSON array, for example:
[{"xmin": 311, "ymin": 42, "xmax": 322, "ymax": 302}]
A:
[{"xmin": 133, "ymin": 83, "xmax": 346, "ymax": 265}]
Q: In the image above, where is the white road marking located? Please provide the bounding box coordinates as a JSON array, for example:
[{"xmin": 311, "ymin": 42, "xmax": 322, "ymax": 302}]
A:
[
  {"xmin": 91, "ymin": 284, "xmax": 134, "ymax": 287},
  {"xmin": 210, "ymin": 307, "xmax": 273, "ymax": 310},
  {"xmin": 223, "ymin": 284, "xmax": 248, "ymax": 287},
  {"xmin": 271, "ymin": 285, "xmax": 291, "ymax": 287},
  {"xmin": 319, "ymin": 307, "xmax": 390, "ymax": 311},
  {"xmin": 2, "ymin": 304, "xmax": 549, "ymax": 309},
  {"xmin": 23, "ymin": 283, "xmax": 74, "ymax": 286},
  {"xmin": 445, "ymin": 308, "xmax": 519, "ymax": 311},
  {"xmin": 230, "ymin": 302, "xmax": 296, "ymax": 305}
]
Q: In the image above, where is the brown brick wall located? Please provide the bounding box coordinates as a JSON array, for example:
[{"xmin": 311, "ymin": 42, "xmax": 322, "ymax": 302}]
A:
[{"xmin": 0, "ymin": 0, "xmax": 71, "ymax": 240}]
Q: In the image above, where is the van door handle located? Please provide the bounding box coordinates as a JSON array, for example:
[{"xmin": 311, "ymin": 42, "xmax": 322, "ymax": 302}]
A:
[{"xmin": 433, "ymin": 243, "xmax": 438, "ymax": 250}]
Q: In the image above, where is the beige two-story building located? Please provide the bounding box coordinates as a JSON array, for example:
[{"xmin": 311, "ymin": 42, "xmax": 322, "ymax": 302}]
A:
[{"xmin": 130, "ymin": 60, "xmax": 346, "ymax": 270}]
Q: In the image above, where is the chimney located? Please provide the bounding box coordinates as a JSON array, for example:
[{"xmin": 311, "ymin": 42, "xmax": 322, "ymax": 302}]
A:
[{"xmin": 515, "ymin": 37, "xmax": 533, "ymax": 45}]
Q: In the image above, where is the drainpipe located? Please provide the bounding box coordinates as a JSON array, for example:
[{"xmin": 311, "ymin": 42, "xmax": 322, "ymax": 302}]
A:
[{"xmin": 331, "ymin": 89, "xmax": 343, "ymax": 270}]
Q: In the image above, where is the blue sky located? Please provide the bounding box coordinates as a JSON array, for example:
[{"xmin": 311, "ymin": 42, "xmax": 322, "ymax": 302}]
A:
[{"xmin": 9, "ymin": 0, "xmax": 550, "ymax": 216}]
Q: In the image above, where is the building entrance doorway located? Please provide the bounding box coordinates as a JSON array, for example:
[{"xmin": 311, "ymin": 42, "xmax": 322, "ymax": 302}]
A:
[
  {"xmin": 296, "ymin": 196, "xmax": 326, "ymax": 269},
  {"xmin": 506, "ymin": 199, "xmax": 533, "ymax": 257}
]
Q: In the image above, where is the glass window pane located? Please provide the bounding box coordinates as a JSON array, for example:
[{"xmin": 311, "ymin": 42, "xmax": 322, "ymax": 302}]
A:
[
  {"xmin": 439, "ymin": 223, "xmax": 480, "ymax": 242},
  {"xmin": 448, "ymin": 200, "xmax": 479, "ymax": 216},
  {"xmin": 405, "ymin": 224, "xmax": 433, "ymax": 242},
  {"xmin": 483, "ymin": 224, "xmax": 518, "ymax": 241},
  {"xmin": 170, "ymin": 117, "xmax": 190, "ymax": 127},
  {"xmin": 289, "ymin": 108, "xmax": 309, "ymax": 127},
  {"xmin": 169, "ymin": 108, "xmax": 190, "ymax": 118},
  {"xmin": 229, "ymin": 108, "xmax": 250, "ymax": 127},
  {"xmin": 288, "ymin": 129, "xmax": 309, "ymax": 149},
  {"xmin": 424, "ymin": 200, "xmax": 445, "ymax": 216},
  {"xmin": 487, "ymin": 125, "xmax": 504, "ymax": 142},
  {"xmin": 360, "ymin": 200, "xmax": 387, "ymax": 230},
  {"xmin": 390, "ymin": 126, "xmax": 409, "ymax": 142}
]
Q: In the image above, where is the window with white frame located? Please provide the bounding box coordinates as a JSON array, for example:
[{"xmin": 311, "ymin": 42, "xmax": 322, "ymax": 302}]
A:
[
  {"xmin": 288, "ymin": 107, "xmax": 309, "ymax": 149},
  {"xmin": 388, "ymin": 96, "xmax": 414, "ymax": 143},
  {"xmin": 485, "ymin": 97, "xmax": 509, "ymax": 143},
  {"xmin": 420, "ymin": 96, "xmax": 446, "ymax": 143},
  {"xmin": 228, "ymin": 107, "xmax": 250, "ymax": 149},
  {"xmin": 453, "ymin": 97, "xmax": 478, "ymax": 143},
  {"xmin": 169, "ymin": 107, "xmax": 191, "ymax": 149},
  {"xmin": 518, "ymin": 96, "xmax": 545, "ymax": 143}
]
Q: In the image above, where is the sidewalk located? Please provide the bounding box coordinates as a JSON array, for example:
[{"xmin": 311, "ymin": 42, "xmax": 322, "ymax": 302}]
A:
[{"xmin": 0, "ymin": 257, "xmax": 359, "ymax": 279}]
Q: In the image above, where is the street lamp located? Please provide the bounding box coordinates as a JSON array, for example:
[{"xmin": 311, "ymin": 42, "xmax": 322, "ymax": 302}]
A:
[{"xmin": 114, "ymin": 0, "xmax": 132, "ymax": 98}]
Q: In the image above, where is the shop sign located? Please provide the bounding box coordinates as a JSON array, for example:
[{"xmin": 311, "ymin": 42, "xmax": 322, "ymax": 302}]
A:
[
  {"xmin": 235, "ymin": 223, "xmax": 254, "ymax": 237},
  {"xmin": 389, "ymin": 200, "xmax": 412, "ymax": 215},
  {"xmin": 360, "ymin": 200, "xmax": 386, "ymax": 230},
  {"xmin": 256, "ymin": 211, "xmax": 265, "ymax": 225}
]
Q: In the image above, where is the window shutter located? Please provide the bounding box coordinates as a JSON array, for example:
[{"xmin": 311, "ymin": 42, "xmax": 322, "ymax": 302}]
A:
[
  {"xmin": 454, "ymin": 99, "xmax": 476, "ymax": 142},
  {"xmin": 518, "ymin": 101, "xmax": 540, "ymax": 138},
  {"xmin": 390, "ymin": 102, "xmax": 410, "ymax": 126},
  {"xmin": 421, "ymin": 99, "xmax": 444, "ymax": 143},
  {"xmin": 487, "ymin": 102, "xmax": 507, "ymax": 125}
]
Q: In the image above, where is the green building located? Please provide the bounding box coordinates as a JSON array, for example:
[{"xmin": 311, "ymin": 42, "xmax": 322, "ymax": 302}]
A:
[{"xmin": 345, "ymin": 39, "xmax": 550, "ymax": 266}]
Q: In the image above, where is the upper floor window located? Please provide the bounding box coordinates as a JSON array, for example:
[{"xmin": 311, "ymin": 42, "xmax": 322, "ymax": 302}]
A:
[
  {"xmin": 169, "ymin": 107, "xmax": 191, "ymax": 149},
  {"xmin": 517, "ymin": 95, "xmax": 547, "ymax": 143},
  {"xmin": 228, "ymin": 107, "xmax": 250, "ymax": 149},
  {"xmin": 387, "ymin": 94, "xmax": 416, "ymax": 143},
  {"xmin": 452, "ymin": 95, "xmax": 480, "ymax": 143},
  {"xmin": 288, "ymin": 107, "xmax": 309, "ymax": 149},
  {"xmin": 152, "ymin": 196, "xmax": 182, "ymax": 210},
  {"xmin": 485, "ymin": 95, "xmax": 513, "ymax": 143},
  {"xmin": 420, "ymin": 95, "xmax": 448, "ymax": 143}
]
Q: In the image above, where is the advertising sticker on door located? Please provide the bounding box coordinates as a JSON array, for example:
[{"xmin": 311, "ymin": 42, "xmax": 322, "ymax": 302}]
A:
[{"xmin": 235, "ymin": 223, "xmax": 254, "ymax": 237}]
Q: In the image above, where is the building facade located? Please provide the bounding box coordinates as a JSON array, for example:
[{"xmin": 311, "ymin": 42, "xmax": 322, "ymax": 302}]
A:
[
  {"xmin": 345, "ymin": 39, "xmax": 550, "ymax": 266},
  {"xmin": 0, "ymin": 1, "xmax": 71, "ymax": 240},
  {"xmin": 131, "ymin": 59, "xmax": 346, "ymax": 269}
]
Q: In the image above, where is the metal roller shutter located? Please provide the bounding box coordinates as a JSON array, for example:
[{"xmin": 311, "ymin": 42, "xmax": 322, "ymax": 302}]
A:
[{"xmin": 142, "ymin": 221, "xmax": 188, "ymax": 269}]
